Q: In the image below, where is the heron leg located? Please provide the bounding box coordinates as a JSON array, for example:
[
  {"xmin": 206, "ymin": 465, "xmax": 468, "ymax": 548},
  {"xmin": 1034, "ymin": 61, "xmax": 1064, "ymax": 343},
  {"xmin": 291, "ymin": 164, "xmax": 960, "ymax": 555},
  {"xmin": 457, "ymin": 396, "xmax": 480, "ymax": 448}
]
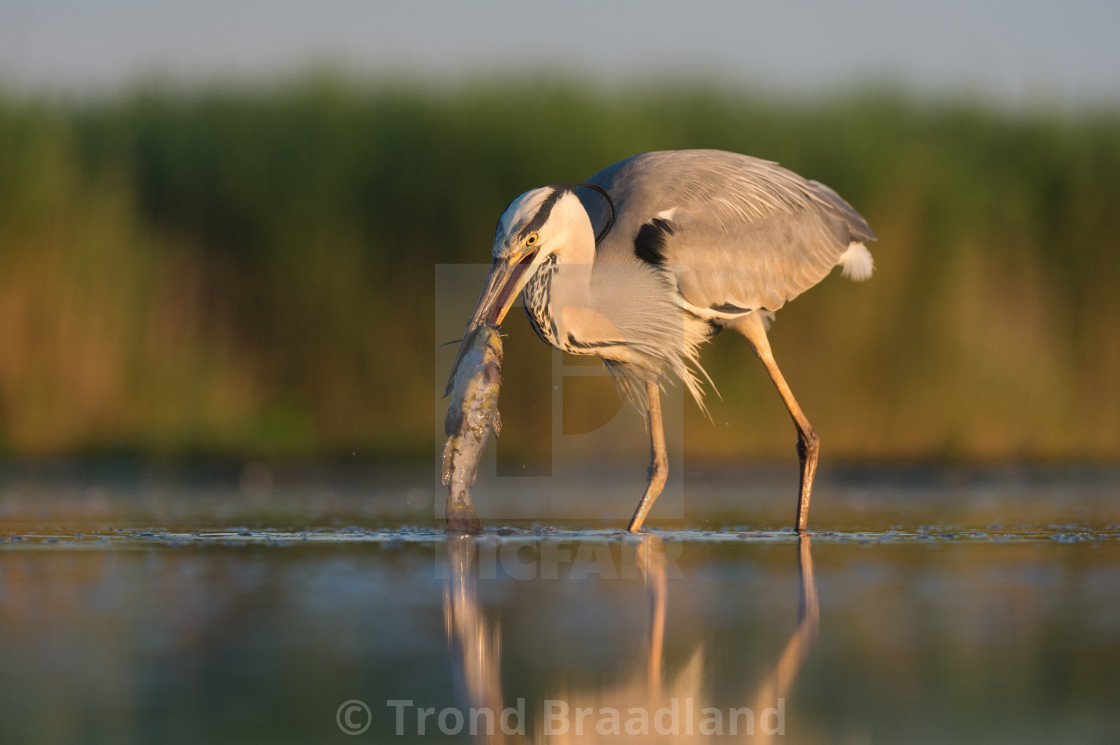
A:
[
  {"xmin": 627, "ymin": 380, "xmax": 668, "ymax": 533},
  {"xmin": 734, "ymin": 315, "xmax": 819, "ymax": 533}
]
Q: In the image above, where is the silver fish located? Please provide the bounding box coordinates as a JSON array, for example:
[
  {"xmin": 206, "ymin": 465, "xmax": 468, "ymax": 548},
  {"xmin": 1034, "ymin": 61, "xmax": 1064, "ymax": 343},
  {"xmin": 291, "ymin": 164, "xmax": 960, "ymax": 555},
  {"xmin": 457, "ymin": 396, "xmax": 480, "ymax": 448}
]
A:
[{"xmin": 441, "ymin": 324, "xmax": 503, "ymax": 533}]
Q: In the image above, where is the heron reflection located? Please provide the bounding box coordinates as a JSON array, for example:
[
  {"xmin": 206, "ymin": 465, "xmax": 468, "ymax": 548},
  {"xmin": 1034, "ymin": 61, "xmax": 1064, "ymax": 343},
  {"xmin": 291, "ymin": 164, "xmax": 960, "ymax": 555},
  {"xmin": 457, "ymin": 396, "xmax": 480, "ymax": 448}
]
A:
[{"xmin": 443, "ymin": 534, "xmax": 819, "ymax": 743}]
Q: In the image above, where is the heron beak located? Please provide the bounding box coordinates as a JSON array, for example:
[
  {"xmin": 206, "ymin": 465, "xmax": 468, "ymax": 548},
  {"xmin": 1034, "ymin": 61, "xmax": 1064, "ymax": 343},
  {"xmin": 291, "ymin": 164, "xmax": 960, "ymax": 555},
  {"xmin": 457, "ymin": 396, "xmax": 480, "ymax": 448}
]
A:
[{"xmin": 442, "ymin": 250, "xmax": 537, "ymax": 396}]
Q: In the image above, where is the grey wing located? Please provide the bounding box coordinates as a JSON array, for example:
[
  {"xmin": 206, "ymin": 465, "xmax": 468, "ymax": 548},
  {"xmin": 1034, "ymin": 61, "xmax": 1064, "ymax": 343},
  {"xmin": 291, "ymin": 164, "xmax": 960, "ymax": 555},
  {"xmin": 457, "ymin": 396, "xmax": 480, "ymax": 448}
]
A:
[{"xmin": 583, "ymin": 150, "xmax": 876, "ymax": 313}]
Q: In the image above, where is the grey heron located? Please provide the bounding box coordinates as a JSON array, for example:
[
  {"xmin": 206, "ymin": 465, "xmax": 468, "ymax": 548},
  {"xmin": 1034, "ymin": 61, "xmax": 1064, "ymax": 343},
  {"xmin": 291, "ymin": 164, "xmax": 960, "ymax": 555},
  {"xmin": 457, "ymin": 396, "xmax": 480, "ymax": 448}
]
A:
[{"xmin": 448, "ymin": 149, "xmax": 876, "ymax": 532}]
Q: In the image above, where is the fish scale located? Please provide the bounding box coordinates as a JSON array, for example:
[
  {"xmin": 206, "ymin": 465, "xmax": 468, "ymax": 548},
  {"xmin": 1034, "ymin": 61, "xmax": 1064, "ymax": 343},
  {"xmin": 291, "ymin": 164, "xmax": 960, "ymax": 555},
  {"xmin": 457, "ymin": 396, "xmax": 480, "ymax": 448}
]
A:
[{"xmin": 441, "ymin": 324, "xmax": 503, "ymax": 533}]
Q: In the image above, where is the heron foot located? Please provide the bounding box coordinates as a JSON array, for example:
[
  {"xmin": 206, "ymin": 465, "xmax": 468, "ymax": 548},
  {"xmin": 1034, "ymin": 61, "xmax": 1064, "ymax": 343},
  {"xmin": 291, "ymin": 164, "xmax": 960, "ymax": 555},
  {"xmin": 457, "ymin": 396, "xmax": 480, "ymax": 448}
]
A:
[
  {"xmin": 795, "ymin": 428, "xmax": 820, "ymax": 533},
  {"xmin": 628, "ymin": 460, "xmax": 667, "ymax": 533},
  {"xmin": 627, "ymin": 380, "xmax": 668, "ymax": 533}
]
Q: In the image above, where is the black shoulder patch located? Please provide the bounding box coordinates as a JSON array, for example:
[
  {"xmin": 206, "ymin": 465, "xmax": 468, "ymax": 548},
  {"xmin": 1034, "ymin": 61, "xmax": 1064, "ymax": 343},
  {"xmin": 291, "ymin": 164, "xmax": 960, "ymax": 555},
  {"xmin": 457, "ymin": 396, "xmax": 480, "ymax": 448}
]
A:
[{"xmin": 633, "ymin": 218, "xmax": 676, "ymax": 266}]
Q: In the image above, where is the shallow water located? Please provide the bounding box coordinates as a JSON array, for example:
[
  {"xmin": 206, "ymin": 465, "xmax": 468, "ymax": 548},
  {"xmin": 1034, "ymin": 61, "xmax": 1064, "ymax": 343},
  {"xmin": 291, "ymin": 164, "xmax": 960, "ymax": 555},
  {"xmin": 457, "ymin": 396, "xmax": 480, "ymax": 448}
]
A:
[{"xmin": 2, "ymin": 464, "xmax": 1119, "ymax": 744}]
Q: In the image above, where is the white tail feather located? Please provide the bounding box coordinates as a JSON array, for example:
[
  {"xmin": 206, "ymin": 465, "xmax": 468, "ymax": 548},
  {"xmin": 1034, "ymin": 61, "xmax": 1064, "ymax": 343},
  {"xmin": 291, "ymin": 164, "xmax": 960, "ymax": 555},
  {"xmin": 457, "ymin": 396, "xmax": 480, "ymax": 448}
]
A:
[{"xmin": 839, "ymin": 242, "xmax": 874, "ymax": 281}]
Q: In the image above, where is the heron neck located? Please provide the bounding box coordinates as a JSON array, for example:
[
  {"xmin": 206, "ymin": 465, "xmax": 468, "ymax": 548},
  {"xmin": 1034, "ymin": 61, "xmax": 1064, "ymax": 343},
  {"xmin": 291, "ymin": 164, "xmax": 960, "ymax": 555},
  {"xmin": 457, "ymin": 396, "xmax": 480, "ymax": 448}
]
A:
[
  {"xmin": 522, "ymin": 229, "xmax": 597, "ymax": 350},
  {"xmin": 550, "ymin": 228, "xmax": 597, "ymax": 308},
  {"xmin": 560, "ymin": 227, "xmax": 596, "ymax": 266}
]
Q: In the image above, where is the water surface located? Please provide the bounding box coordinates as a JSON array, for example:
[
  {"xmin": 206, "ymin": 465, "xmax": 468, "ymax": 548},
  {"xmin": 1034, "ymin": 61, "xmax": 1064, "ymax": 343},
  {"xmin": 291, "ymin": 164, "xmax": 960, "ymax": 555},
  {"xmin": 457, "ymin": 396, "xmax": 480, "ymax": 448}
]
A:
[{"xmin": 1, "ymin": 464, "xmax": 1118, "ymax": 744}]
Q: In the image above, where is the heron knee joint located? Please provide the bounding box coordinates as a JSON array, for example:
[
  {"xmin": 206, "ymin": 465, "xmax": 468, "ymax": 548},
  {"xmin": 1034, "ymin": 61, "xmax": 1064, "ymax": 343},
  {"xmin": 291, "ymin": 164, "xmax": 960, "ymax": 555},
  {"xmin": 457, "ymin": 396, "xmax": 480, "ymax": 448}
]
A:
[{"xmin": 797, "ymin": 428, "xmax": 820, "ymax": 456}]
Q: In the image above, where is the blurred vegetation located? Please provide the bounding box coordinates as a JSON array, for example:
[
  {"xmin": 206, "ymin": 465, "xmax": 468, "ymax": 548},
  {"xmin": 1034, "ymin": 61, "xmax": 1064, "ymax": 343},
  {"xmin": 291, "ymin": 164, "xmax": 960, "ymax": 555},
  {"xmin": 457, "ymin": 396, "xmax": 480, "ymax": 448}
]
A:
[{"xmin": 0, "ymin": 78, "xmax": 1117, "ymax": 462}]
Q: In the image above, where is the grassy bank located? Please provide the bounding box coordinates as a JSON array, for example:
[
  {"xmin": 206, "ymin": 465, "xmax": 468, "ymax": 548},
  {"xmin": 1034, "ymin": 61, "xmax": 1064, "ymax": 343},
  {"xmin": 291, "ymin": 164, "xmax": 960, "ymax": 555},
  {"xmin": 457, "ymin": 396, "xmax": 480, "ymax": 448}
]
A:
[{"xmin": 0, "ymin": 79, "xmax": 1117, "ymax": 462}]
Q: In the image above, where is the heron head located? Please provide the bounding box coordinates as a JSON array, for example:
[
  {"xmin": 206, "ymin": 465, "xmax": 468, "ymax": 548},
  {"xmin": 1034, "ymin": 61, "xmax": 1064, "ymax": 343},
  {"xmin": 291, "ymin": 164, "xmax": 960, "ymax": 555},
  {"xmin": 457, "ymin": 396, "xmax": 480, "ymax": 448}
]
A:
[
  {"xmin": 443, "ymin": 184, "xmax": 611, "ymax": 395},
  {"xmin": 487, "ymin": 185, "xmax": 592, "ymax": 316}
]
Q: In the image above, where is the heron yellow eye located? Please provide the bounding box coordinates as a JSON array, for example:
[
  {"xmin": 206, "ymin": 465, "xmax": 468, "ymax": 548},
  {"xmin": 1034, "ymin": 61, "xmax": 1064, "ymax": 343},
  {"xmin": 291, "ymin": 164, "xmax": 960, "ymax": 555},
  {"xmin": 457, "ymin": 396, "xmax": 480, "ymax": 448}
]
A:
[{"xmin": 526, "ymin": 233, "xmax": 539, "ymax": 246}]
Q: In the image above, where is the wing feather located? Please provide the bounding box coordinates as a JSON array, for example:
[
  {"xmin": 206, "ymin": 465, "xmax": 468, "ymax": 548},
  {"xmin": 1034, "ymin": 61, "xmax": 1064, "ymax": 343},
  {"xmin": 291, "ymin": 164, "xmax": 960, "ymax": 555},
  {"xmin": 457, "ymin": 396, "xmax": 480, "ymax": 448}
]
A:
[{"xmin": 583, "ymin": 150, "xmax": 876, "ymax": 313}]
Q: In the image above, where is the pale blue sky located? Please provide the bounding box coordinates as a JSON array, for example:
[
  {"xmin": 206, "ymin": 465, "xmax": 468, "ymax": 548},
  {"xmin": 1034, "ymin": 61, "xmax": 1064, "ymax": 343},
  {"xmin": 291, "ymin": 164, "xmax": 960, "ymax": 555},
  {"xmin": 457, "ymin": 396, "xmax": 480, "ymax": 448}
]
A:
[{"xmin": 2, "ymin": 0, "xmax": 1117, "ymax": 106}]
